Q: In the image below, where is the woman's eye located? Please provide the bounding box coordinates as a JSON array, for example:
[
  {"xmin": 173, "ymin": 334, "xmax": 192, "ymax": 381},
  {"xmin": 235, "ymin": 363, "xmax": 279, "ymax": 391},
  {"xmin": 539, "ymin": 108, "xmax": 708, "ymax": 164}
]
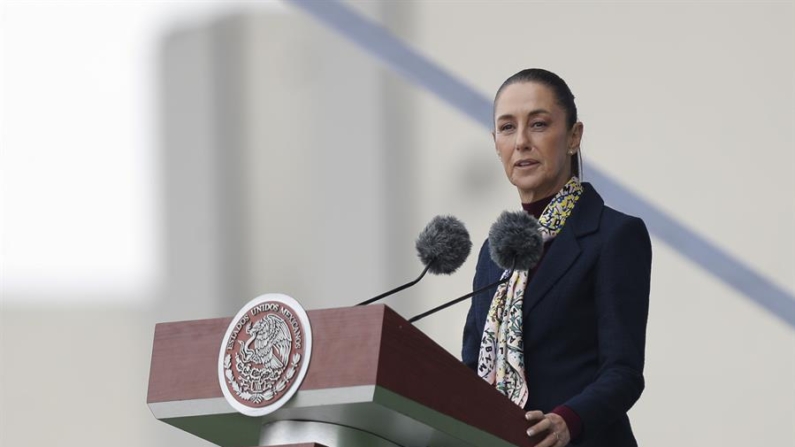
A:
[
  {"xmin": 531, "ymin": 121, "xmax": 548, "ymax": 129},
  {"xmin": 499, "ymin": 123, "xmax": 515, "ymax": 132}
]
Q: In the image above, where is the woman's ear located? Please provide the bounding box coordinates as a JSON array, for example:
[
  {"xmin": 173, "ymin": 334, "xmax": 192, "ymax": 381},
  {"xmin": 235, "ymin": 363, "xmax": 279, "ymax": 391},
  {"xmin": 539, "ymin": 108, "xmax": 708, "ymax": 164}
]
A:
[{"xmin": 569, "ymin": 122, "xmax": 584, "ymax": 153}]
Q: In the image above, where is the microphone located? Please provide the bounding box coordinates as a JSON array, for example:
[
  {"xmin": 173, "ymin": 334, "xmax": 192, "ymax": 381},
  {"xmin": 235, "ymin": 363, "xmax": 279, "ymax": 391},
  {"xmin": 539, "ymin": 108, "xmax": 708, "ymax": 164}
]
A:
[
  {"xmin": 488, "ymin": 210, "xmax": 544, "ymax": 271},
  {"xmin": 408, "ymin": 211, "xmax": 543, "ymax": 323},
  {"xmin": 357, "ymin": 215, "xmax": 472, "ymax": 306}
]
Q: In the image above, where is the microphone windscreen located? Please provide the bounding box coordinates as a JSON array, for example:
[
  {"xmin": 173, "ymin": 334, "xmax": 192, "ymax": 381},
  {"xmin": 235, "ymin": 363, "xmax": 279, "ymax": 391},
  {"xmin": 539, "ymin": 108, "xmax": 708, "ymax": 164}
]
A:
[
  {"xmin": 415, "ymin": 215, "xmax": 472, "ymax": 275},
  {"xmin": 488, "ymin": 211, "xmax": 543, "ymax": 271}
]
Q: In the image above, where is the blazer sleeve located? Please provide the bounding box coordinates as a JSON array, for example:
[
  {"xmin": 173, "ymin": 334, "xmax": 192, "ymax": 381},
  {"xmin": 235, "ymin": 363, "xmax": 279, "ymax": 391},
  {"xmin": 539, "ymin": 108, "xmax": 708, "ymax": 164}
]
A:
[
  {"xmin": 462, "ymin": 239, "xmax": 494, "ymax": 371},
  {"xmin": 565, "ymin": 216, "xmax": 652, "ymax": 442}
]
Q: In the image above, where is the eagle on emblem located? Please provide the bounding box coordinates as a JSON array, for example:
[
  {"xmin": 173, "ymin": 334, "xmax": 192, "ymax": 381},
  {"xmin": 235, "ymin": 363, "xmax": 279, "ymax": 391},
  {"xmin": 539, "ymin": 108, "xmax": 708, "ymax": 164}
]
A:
[{"xmin": 238, "ymin": 314, "xmax": 292, "ymax": 371}]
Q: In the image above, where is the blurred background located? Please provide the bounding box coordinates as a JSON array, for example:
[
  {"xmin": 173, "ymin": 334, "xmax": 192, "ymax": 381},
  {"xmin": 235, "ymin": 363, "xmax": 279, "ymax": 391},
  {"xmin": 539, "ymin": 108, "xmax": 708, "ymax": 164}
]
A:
[{"xmin": 1, "ymin": 1, "xmax": 793, "ymax": 446}]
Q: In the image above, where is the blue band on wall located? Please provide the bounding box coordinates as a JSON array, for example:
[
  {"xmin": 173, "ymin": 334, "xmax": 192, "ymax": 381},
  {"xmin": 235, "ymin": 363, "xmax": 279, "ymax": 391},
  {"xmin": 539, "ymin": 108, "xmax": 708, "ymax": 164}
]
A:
[{"xmin": 287, "ymin": 0, "xmax": 795, "ymax": 329}]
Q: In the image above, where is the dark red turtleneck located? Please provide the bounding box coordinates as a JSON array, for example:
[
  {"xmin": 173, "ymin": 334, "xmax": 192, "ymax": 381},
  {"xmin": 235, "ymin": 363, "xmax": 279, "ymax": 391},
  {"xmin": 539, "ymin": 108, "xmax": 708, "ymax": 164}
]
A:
[
  {"xmin": 521, "ymin": 195, "xmax": 555, "ymax": 218},
  {"xmin": 521, "ymin": 196, "xmax": 583, "ymax": 442}
]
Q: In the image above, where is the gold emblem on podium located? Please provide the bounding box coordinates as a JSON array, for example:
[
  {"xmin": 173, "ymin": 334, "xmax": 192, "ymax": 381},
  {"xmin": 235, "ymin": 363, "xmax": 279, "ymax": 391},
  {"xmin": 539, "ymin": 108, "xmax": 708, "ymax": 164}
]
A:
[{"xmin": 218, "ymin": 293, "xmax": 312, "ymax": 416}]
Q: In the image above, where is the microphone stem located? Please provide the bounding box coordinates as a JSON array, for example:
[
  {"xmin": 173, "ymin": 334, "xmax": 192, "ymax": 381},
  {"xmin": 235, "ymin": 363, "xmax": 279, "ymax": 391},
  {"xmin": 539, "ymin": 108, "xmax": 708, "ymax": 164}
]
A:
[
  {"xmin": 357, "ymin": 263, "xmax": 433, "ymax": 306},
  {"xmin": 408, "ymin": 275, "xmax": 510, "ymax": 323}
]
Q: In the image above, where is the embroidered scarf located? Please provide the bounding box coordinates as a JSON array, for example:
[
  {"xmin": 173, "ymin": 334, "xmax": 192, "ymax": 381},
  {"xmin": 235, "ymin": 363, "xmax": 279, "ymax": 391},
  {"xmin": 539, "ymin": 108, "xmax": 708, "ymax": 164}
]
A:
[{"xmin": 477, "ymin": 177, "xmax": 584, "ymax": 407}]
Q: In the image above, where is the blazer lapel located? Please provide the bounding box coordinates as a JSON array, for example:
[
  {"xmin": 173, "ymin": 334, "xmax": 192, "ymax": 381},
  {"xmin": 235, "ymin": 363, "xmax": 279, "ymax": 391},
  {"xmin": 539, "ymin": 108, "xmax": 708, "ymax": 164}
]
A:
[
  {"xmin": 523, "ymin": 226, "xmax": 581, "ymax": 316},
  {"xmin": 523, "ymin": 183, "xmax": 603, "ymax": 317}
]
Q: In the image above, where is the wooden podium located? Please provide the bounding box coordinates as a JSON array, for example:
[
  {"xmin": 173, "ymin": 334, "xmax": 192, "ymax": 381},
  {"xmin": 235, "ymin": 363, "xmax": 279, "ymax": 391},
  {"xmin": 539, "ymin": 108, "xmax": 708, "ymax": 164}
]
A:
[{"xmin": 147, "ymin": 304, "xmax": 538, "ymax": 447}]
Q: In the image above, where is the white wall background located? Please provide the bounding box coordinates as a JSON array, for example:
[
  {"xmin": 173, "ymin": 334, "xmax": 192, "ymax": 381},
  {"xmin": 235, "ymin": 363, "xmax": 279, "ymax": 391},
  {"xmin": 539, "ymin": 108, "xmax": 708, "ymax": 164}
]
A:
[{"xmin": 1, "ymin": 1, "xmax": 793, "ymax": 446}]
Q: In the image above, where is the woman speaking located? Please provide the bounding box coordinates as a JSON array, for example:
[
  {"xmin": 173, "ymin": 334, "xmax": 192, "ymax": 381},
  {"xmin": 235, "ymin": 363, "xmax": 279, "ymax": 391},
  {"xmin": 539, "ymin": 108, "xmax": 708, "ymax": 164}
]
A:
[{"xmin": 462, "ymin": 69, "xmax": 652, "ymax": 447}]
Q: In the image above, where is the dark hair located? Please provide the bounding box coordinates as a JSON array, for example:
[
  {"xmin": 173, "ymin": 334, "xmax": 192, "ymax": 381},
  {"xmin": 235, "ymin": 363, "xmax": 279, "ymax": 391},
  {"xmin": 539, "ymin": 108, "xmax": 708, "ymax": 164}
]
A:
[{"xmin": 494, "ymin": 68, "xmax": 581, "ymax": 178}]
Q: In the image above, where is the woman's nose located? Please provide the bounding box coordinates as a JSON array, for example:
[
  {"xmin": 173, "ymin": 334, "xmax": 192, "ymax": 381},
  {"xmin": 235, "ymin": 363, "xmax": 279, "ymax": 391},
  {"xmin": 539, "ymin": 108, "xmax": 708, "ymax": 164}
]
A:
[{"xmin": 514, "ymin": 127, "xmax": 530, "ymax": 151}]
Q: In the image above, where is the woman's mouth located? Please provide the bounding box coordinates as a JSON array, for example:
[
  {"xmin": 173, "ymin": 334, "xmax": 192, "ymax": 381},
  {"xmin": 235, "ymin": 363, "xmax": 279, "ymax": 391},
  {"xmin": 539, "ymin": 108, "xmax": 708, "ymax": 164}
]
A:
[{"xmin": 514, "ymin": 159, "xmax": 539, "ymax": 168}]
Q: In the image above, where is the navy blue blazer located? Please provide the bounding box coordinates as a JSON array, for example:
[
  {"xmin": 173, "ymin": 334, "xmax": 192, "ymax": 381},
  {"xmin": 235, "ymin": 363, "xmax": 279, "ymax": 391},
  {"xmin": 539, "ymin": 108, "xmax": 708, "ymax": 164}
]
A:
[{"xmin": 462, "ymin": 183, "xmax": 651, "ymax": 447}]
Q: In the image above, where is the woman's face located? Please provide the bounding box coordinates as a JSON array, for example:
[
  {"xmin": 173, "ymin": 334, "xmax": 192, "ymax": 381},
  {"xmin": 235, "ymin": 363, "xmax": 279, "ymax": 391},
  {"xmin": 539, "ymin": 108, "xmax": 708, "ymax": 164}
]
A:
[{"xmin": 493, "ymin": 81, "xmax": 582, "ymax": 203}]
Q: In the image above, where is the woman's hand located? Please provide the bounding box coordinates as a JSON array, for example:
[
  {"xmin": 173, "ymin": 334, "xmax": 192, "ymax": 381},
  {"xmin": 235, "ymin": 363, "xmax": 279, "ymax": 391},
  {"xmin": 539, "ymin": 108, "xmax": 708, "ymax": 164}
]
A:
[{"xmin": 525, "ymin": 410, "xmax": 570, "ymax": 447}]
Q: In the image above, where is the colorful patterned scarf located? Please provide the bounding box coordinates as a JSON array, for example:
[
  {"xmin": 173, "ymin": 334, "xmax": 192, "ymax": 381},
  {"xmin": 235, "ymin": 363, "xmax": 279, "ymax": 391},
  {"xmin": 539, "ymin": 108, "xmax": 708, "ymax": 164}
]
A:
[{"xmin": 477, "ymin": 177, "xmax": 584, "ymax": 407}]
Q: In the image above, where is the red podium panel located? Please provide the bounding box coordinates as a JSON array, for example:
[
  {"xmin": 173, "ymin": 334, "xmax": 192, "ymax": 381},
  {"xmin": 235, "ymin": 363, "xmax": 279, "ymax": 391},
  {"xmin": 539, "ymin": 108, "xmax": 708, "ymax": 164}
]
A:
[{"xmin": 148, "ymin": 305, "xmax": 538, "ymax": 447}]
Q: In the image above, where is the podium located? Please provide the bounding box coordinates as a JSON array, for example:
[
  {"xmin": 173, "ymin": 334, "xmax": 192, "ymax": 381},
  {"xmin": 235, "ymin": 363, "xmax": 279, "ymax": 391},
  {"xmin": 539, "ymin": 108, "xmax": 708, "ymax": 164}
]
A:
[{"xmin": 147, "ymin": 304, "xmax": 538, "ymax": 447}]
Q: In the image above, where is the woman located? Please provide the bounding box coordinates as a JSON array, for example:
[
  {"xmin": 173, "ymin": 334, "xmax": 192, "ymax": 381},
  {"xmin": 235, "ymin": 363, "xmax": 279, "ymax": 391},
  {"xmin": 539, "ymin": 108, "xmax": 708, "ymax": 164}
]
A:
[{"xmin": 462, "ymin": 69, "xmax": 652, "ymax": 447}]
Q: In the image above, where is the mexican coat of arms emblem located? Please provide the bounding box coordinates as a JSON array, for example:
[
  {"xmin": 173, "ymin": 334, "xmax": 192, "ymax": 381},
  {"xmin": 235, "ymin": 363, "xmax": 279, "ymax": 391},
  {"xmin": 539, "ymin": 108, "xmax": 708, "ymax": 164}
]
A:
[{"xmin": 218, "ymin": 293, "xmax": 312, "ymax": 416}]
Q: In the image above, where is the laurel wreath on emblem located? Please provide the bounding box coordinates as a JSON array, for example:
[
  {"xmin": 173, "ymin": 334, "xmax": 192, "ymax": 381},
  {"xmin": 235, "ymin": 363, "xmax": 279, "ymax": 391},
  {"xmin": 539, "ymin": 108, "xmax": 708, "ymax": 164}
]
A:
[{"xmin": 223, "ymin": 314, "xmax": 302, "ymax": 404}]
